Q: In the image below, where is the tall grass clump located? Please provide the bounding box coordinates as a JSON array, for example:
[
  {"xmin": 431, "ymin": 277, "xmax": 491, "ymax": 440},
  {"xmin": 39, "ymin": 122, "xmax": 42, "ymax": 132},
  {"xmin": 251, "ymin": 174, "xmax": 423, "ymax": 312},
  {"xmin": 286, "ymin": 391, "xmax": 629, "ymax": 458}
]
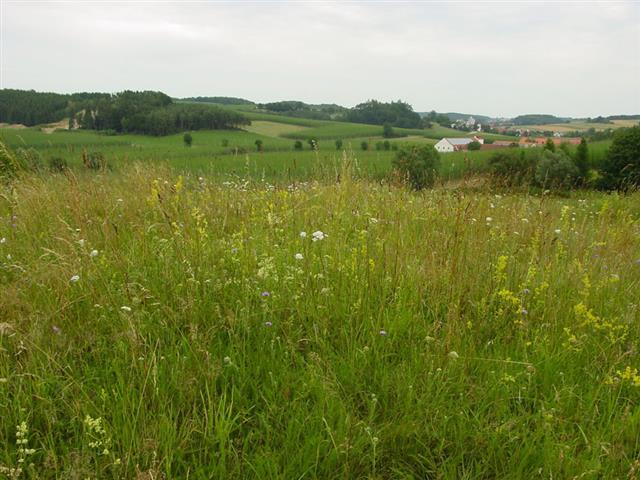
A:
[{"xmin": 0, "ymin": 164, "xmax": 638, "ymax": 478}]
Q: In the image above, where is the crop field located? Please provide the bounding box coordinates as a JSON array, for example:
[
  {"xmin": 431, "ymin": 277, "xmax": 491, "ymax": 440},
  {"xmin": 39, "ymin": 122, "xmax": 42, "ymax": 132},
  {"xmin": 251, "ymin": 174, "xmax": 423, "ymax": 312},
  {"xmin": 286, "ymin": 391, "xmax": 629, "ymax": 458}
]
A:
[
  {"xmin": 0, "ymin": 165, "xmax": 638, "ymax": 479},
  {"xmin": 3, "ymin": 125, "xmax": 591, "ymax": 186},
  {"xmin": 243, "ymin": 121, "xmax": 310, "ymax": 138},
  {"xmin": 508, "ymin": 120, "xmax": 638, "ymax": 134}
]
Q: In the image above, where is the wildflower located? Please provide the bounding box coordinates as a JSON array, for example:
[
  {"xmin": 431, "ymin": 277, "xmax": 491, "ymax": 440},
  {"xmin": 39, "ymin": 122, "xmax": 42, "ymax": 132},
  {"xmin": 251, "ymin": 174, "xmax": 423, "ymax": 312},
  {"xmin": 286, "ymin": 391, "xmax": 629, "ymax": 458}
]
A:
[
  {"xmin": 379, "ymin": 330, "xmax": 387, "ymax": 336},
  {"xmin": 312, "ymin": 230, "xmax": 326, "ymax": 242},
  {"xmin": 52, "ymin": 325, "xmax": 61, "ymax": 335},
  {"xmin": 294, "ymin": 253, "xmax": 304, "ymax": 260},
  {"xmin": 89, "ymin": 249, "xmax": 99, "ymax": 257},
  {"xmin": 369, "ymin": 217, "xmax": 379, "ymax": 224},
  {"xmin": 522, "ymin": 288, "xmax": 531, "ymax": 295},
  {"xmin": 223, "ymin": 356, "xmax": 231, "ymax": 364},
  {"xmin": 261, "ymin": 291, "xmax": 270, "ymax": 297},
  {"xmin": 264, "ymin": 321, "xmax": 273, "ymax": 327},
  {"xmin": 299, "ymin": 231, "xmax": 307, "ymax": 239},
  {"xmin": 520, "ymin": 308, "xmax": 528, "ymax": 315},
  {"xmin": 120, "ymin": 306, "xmax": 132, "ymax": 312},
  {"xmin": 70, "ymin": 275, "xmax": 80, "ymax": 283},
  {"xmin": 554, "ymin": 229, "xmax": 561, "ymax": 234},
  {"xmin": 448, "ymin": 351, "xmax": 459, "ymax": 359},
  {"xmin": 0, "ymin": 237, "xmax": 5, "ymax": 244},
  {"xmin": 78, "ymin": 239, "xmax": 85, "ymax": 247},
  {"xmin": 485, "ymin": 217, "xmax": 493, "ymax": 222}
]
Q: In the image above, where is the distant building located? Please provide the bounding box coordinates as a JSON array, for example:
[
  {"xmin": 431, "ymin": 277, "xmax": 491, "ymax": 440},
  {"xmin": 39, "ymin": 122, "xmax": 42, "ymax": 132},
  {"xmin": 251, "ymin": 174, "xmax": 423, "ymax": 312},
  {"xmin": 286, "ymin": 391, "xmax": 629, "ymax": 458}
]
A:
[
  {"xmin": 434, "ymin": 136, "xmax": 484, "ymax": 153},
  {"xmin": 519, "ymin": 137, "xmax": 582, "ymax": 147}
]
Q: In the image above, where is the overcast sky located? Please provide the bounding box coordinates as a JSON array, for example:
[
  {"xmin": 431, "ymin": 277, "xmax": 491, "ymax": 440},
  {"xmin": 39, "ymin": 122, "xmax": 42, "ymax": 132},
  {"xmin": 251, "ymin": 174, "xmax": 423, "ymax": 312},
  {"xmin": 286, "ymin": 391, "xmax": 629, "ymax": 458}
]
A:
[{"xmin": 1, "ymin": 1, "xmax": 639, "ymax": 117}]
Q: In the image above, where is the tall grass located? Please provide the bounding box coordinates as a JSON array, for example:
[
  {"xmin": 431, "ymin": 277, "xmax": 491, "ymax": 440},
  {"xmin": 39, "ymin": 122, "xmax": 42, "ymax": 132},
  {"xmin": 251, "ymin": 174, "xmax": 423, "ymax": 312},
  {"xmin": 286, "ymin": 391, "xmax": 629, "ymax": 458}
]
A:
[{"xmin": 0, "ymin": 164, "xmax": 638, "ymax": 478}]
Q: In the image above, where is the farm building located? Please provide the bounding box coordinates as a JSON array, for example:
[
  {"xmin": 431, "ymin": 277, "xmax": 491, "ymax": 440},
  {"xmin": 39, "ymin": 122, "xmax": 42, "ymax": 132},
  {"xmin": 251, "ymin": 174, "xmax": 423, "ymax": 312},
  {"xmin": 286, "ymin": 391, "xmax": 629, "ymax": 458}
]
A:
[{"xmin": 434, "ymin": 136, "xmax": 484, "ymax": 153}]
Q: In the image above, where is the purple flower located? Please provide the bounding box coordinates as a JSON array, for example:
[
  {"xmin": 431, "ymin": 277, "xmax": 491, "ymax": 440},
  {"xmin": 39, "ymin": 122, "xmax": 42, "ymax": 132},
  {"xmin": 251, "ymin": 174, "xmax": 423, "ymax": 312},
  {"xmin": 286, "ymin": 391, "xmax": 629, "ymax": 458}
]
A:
[
  {"xmin": 379, "ymin": 329, "xmax": 387, "ymax": 336},
  {"xmin": 261, "ymin": 291, "xmax": 270, "ymax": 297},
  {"xmin": 522, "ymin": 288, "xmax": 531, "ymax": 295},
  {"xmin": 264, "ymin": 321, "xmax": 273, "ymax": 327}
]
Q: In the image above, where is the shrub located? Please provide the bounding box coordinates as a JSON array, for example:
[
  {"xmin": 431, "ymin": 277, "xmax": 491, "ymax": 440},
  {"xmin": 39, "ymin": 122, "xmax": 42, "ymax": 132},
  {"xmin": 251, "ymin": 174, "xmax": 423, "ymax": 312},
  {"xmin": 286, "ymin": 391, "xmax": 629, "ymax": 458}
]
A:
[
  {"xmin": 598, "ymin": 126, "xmax": 640, "ymax": 190},
  {"xmin": 383, "ymin": 123, "xmax": 395, "ymax": 138},
  {"xmin": 375, "ymin": 141, "xmax": 384, "ymax": 151},
  {"xmin": 392, "ymin": 145, "xmax": 440, "ymax": 190},
  {"xmin": 221, "ymin": 138, "xmax": 229, "ymax": 147},
  {"xmin": 544, "ymin": 138, "xmax": 556, "ymax": 152},
  {"xmin": 49, "ymin": 156, "xmax": 68, "ymax": 173},
  {"xmin": 383, "ymin": 140, "xmax": 391, "ymax": 151},
  {"xmin": 574, "ymin": 137, "xmax": 589, "ymax": 183},
  {"xmin": 294, "ymin": 140, "xmax": 303, "ymax": 151},
  {"xmin": 488, "ymin": 150, "xmax": 538, "ymax": 186},
  {"xmin": 83, "ymin": 150, "xmax": 106, "ymax": 170},
  {"xmin": 467, "ymin": 141, "xmax": 481, "ymax": 151},
  {"xmin": 183, "ymin": 132, "xmax": 193, "ymax": 147},
  {"xmin": 307, "ymin": 138, "xmax": 318, "ymax": 150},
  {"xmin": 335, "ymin": 139, "xmax": 343, "ymax": 150},
  {"xmin": 361, "ymin": 141, "xmax": 368, "ymax": 151},
  {"xmin": 255, "ymin": 139, "xmax": 263, "ymax": 152},
  {"xmin": 535, "ymin": 150, "xmax": 579, "ymax": 189}
]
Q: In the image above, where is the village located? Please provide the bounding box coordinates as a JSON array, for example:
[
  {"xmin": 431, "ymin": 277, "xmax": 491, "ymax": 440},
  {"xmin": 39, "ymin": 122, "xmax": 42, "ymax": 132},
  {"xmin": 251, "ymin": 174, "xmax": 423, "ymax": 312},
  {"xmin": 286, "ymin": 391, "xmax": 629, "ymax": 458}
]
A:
[{"xmin": 434, "ymin": 134, "xmax": 582, "ymax": 153}]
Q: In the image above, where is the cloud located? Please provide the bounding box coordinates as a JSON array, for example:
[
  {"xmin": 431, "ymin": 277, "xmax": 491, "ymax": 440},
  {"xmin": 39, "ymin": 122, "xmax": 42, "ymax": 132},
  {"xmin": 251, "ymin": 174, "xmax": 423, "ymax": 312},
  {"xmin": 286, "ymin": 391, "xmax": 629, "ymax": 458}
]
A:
[{"xmin": 1, "ymin": 1, "xmax": 638, "ymax": 116}]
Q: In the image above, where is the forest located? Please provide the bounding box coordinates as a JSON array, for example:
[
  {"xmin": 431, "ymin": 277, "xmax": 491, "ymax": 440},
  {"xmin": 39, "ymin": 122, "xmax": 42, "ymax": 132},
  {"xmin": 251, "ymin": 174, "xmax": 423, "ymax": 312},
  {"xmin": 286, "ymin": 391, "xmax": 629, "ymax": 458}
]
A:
[{"xmin": 0, "ymin": 89, "xmax": 251, "ymax": 135}]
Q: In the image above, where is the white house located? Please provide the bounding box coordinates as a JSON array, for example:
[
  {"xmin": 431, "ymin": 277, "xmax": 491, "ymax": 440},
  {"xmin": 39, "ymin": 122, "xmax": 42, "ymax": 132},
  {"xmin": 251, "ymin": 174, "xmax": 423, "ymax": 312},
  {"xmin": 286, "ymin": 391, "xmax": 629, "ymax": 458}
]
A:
[{"xmin": 434, "ymin": 136, "xmax": 484, "ymax": 153}]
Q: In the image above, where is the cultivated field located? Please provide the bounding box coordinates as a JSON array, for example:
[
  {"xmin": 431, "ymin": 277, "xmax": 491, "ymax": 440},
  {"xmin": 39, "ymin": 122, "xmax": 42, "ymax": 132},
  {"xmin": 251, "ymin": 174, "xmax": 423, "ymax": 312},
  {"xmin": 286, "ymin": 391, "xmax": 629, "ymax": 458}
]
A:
[
  {"xmin": 508, "ymin": 119, "xmax": 639, "ymax": 133},
  {"xmin": 0, "ymin": 126, "xmax": 610, "ymax": 185},
  {"xmin": 1, "ymin": 165, "xmax": 639, "ymax": 478}
]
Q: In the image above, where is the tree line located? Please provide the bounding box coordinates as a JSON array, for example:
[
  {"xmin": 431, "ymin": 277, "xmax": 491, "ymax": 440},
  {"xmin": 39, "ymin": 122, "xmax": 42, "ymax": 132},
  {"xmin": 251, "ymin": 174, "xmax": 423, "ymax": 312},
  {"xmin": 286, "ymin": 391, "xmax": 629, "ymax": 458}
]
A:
[
  {"xmin": 0, "ymin": 89, "xmax": 108, "ymax": 126},
  {"xmin": 0, "ymin": 89, "xmax": 251, "ymax": 135}
]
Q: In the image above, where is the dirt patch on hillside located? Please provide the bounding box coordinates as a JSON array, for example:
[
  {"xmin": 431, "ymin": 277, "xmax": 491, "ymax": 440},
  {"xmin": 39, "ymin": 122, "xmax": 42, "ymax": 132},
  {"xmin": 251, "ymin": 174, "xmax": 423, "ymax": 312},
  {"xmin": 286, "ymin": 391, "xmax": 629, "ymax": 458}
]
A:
[
  {"xmin": 0, "ymin": 122, "xmax": 27, "ymax": 129},
  {"xmin": 41, "ymin": 119, "xmax": 70, "ymax": 134}
]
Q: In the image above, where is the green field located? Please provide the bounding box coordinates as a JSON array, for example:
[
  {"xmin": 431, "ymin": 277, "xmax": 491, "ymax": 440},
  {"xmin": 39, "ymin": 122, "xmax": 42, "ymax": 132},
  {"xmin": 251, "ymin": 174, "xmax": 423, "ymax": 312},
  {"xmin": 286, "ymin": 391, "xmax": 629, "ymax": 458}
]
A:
[
  {"xmin": 0, "ymin": 165, "xmax": 638, "ymax": 478},
  {"xmin": 0, "ymin": 125, "xmax": 611, "ymax": 186}
]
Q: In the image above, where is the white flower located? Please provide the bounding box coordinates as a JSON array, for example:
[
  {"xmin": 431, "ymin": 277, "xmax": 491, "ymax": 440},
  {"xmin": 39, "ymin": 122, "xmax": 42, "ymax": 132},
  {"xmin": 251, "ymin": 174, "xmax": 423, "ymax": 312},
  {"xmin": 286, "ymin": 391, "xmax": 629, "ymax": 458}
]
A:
[
  {"xmin": 554, "ymin": 229, "xmax": 561, "ymax": 234},
  {"xmin": 223, "ymin": 356, "xmax": 231, "ymax": 364},
  {"xmin": 448, "ymin": 351, "xmax": 459, "ymax": 359},
  {"xmin": 120, "ymin": 306, "xmax": 132, "ymax": 312},
  {"xmin": 0, "ymin": 237, "xmax": 5, "ymax": 244},
  {"xmin": 78, "ymin": 239, "xmax": 85, "ymax": 247},
  {"xmin": 485, "ymin": 217, "xmax": 493, "ymax": 223},
  {"xmin": 369, "ymin": 217, "xmax": 378, "ymax": 224},
  {"xmin": 70, "ymin": 275, "xmax": 80, "ymax": 283},
  {"xmin": 299, "ymin": 231, "xmax": 307, "ymax": 239},
  {"xmin": 311, "ymin": 230, "xmax": 326, "ymax": 242},
  {"xmin": 294, "ymin": 253, "xmax": 304, "ymax": 260},
  {"xmin": 89, "ymin": 250, "xmax": 99, "ymax": 257}
]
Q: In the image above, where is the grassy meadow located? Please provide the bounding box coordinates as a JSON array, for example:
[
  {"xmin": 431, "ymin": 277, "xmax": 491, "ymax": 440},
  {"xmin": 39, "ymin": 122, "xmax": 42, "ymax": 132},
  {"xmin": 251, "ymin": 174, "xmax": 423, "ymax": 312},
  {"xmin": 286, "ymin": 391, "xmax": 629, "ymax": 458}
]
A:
[{"xmin": 0, "ymin": 164, "xmax": 639, "ymax": 478}]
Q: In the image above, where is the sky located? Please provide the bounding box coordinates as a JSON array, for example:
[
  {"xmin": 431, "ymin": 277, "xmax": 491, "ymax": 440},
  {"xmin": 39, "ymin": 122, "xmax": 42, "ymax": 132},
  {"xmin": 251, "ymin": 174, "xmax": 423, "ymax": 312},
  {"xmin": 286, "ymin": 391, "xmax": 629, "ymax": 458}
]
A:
[{"xmin": 1, "ymin": 1, "xmax": 639, "ymax": 117}]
